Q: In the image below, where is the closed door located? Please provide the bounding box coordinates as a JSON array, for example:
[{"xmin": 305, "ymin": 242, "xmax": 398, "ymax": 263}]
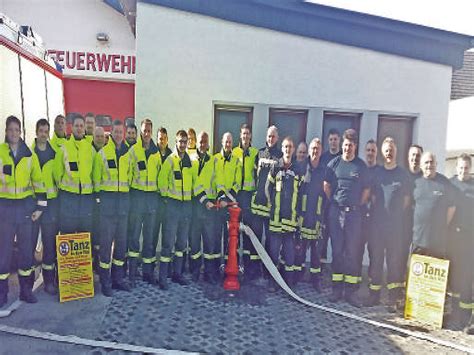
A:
[
  {"xmin": 269, "ymin": 108, "xmax": 308, "ymax": 148},
  {"xmin": 322, "ymin": 111, "xmax": 361, "ymax": 152},
  {"xmin": 377, "ymin": 115, "xmax": 415, "ymax": 169},
  {"xmin": 213, "ymin": 105, "xmax": 253, "ymax": 153}
]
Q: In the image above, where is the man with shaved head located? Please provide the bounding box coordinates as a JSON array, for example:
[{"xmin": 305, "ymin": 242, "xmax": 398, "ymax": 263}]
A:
[
  {"xmin": 412, "ymin": 152, "xmax": 456, "ymax": 258},
  {"xmin": 93, "ymin": 127, "xmax": 106, "ymax": 151}
]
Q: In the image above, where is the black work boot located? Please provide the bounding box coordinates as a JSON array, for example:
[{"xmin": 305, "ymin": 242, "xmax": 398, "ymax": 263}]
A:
[
  {"xmin": 19, "ymin": 276, "xmax": 38, "ymax": 304},
  {"xmin": 143, "ymin": 272, "xmax": 158, "ymax": 286},
  {"xmin": 128, "ymin": 259, "xmax": 138, "ymax": 288},
  {"xmin": 190, "ymin": 259, "xmax": 201, "ymax": 282},
  {"xmin": 111, "ymin": 265, "xmax": 131, "ymax": 292},
  {"xmin": 450, "ymin": 302, "xmax": 471, "ymax": 330},
  {"xmin": 172, "ymin": 258, "xmax": 189, "ymax": 286},
  {"xmin": 0, "ymin": 280, "xmax": 8, "ymax": 308},
  {"xmin": 158, "ymin": 262, "xmax": 170, "ymax": 290},
  {"xmin": 328, "ymin": 287, "xmax": 343, "ymax": 303},
  {"xmin": 345, "ymin": 289, "xmax": 363, "ymax": 308},
  {"xmin": 284, "ymin": 271, "xmax": 295, "ymax": 288},
  {"xmin": 364, "ymin": 290, "xmax": 381, "ymax": 307},
  {"xmin": 43, "ymin": 269, "xmax": 58, "ymax": 295},
  {"xmin": 311, "ymin": 275, "xmax": 322, "ymax": 293},
  {"xmin": 267, "ymin": 279, "xmax": 278, "ymax": 293},
  {"xmin": 202, "ymin": 260, "xmax": 216, "ymax": 284},
  {"xmin": 465, "ymin": 315, "xmax": 474, "ymax": 335},
  {"xmin": 99, "ymin": 268, "xmax": 113, "ymax": 297},
  {"xmin": 386, "ymin": 288, "xmax": 402, "ymax": 313}
]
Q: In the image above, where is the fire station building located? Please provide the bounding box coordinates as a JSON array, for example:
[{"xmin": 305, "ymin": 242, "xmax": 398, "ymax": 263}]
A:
[
  {"xmin": 135, "ymin": 0, "xmax": 473, "ymax": 167},
  {"xmin": 3, "ymin": 0, "xmax": 136, "ymax": 128}
]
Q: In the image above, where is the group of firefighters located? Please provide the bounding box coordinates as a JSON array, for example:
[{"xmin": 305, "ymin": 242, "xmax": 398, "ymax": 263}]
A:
[{"xmin": 0, "ymin": 113, "xmax": 472, "ymax": 332}]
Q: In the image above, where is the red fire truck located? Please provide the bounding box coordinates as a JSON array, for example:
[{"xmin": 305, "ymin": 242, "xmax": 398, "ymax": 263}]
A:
[{"xmin": 1, "ymin": 13, "xmax": 65, "ymax": 144}]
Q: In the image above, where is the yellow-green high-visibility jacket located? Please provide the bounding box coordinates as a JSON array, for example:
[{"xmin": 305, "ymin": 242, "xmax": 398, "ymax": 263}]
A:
[
  {"xmin": 31, "ymin": 140, "xmax": 58, "ymax": 200},
  {"xmin": 0, "ymin": 141, "xmax": 43, "ymax": 200},
  {"xmin": 128, "ymin": 137, "xmax": 160, "ymax": 192},
  {"xmin": 192, "ymin": 151, "xmax": 217, "ymax": 205},
  {"xmin": 93, "ymin": 138, "xmax": 130, "ymax": 193},
  {"xmin": 214, "ymin": 149, "xmax": 242, "ymax": 202},
  {"xmin": 232, "ymin": 144, "xmax": 257, "ymax": 192},
  {"xmin": 50, "ymin": 132, "xmax": 68, "ymax": 152},
  {"xmin": 84, "ymin": 134, "xmax": 93, "ymax": 144},
  {"xmin": 159, "ymin": 150, "xmax": 196, "ymax": 201},
  {"xmin": 54, "ymin": 135, "xmax": 96, "ymax": 195}
]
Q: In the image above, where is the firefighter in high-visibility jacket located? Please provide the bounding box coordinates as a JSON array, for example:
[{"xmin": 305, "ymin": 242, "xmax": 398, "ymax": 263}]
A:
[
  {"xmin": 91, "ymin": 126, "xmax": 106, "ymax": 271},
  {"xmin": 158, "ymin": 129, "xmax": 196, "ymax": 290},
  {"xmin": 50, "ymin": 114, "xmax": 68, "ymax": 152},
  {"xmin": 295, "ymin": 138, "xmax": 326, "ymax": 292},
  {"xmin": 31, "ymin": 119, "xmax": 59, "ymax": 296},
  {"xmin": 0, "ymin": 116, "xmax": 45, "ymax": 307},
  {"xmin": 93, "ymin": 120, "xmax": 132, "ymax": 296},
  {"xmin": 232, "ymin": 124, "xmax": 258, "ymax": 281},
  {"xmin": 190, "ymin": 131, "xmax": 219, "ymax": 283},
  {"xmin": 152, "ymin": 127, "xmax": 173, "ymax": 273},
  {"xmin": 127, "ymin": 118, "xmax": 161, "ymax": 286},
  {"xmin": 214, "ymin": 132, "xmax": 242, "ymax": 270},
  {"xmin": 251, "ymin": 125, "xmax": 282, "ymax": 277},
  {"xmin": 54, "ymin": 114, "xmax": 96, "ymax": 237},
  {"xmin": 266, "ymin": 136, "xmax": 304, "ymax": 291}
]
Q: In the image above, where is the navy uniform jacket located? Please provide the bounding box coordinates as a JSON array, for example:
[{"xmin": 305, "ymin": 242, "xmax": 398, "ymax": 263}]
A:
[
  {"xmin": 324, "ymin": 155, "xmax": 370, "ymax": 208},
  {"xmin": 412, "ymin": 173, "xmax": 455, "ymax": 254},
  {"xmin": 450, "ymin": 176, "xmax": 474, "ymax": 242}
]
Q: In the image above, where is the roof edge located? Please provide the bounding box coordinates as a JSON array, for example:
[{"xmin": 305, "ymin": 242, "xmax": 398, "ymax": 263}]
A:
[{"xmin": 139, "ymin": 0, "xmax": 474, "ymax": 69}]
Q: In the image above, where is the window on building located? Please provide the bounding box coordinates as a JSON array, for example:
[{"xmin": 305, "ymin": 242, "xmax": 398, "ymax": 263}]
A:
[
  {"xmin": 377, "ymin": 115, "xmax": 415, "ymax": 169},
  {"xmin": 322, "ymin": 111, "xmax": 362, "ymax": 152},
  {"xmin": 269, "ymin": 108, "xmax": 308, "ymax": 148},
  {"xmin": 214, "ymin": 105, "xmax": 253, "ymax": 153}
]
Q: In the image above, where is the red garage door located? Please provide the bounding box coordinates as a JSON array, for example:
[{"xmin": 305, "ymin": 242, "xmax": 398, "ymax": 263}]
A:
[{"xmin": 63, "ymin": 77, "xmax": 134, "ymax": 123}]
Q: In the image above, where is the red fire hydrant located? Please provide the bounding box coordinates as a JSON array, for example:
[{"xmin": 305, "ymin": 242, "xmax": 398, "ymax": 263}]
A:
[{"xmin": 224, "ymin": 204, "xmax": 241, "ymax": 291}]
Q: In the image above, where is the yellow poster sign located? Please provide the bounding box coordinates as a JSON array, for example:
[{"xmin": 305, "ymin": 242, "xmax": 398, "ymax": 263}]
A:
[
  {"xmin": 404, "ymin": 254, "xmax": 449, "ymax": 329},
  {"xmin": 56, "ymin": 233, "xmax": 95, "ymax": 302}
]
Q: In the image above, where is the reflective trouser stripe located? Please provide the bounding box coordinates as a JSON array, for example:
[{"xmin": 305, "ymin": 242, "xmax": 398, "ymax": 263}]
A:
[
  {"xmin": 42, "ymin": 264, "xmax": 55, "ymax": 271},
  {"xmin": 293, "ymin": 265, "xmax": 302, "ymax": 272},
  {"xmin": 112, "ymin": 259, "xmax": 125, "ymax": 267},
  {"xmin": 369, "ymin": 284, "xmax": 382, "ymax": 291},
  {"xmin": 128, "ymin": 251, "xmax": 140, "ymax": 258},
  {"xmin": 160, "ymin": 256, "xmax": 172, "ymax": 263},
  {"xmin": 387, "ymin": 282, "xmax": 405, "ymax": 290},
  {"xmin": 191, "ymin": 252, "xmax": 202, "ymax": 260},
  {"xmin": 142, "ymin": 257, "xmax": 157, "ymax": 264},
  {"xmin": 284, "ymin": 265, "xmax": 294, "ymax": 272},
  {"xmin": 0, "ymin": 273, "xmax": 10, "ymax": 280},
  {"xmin": 203, "ymin": 253, "xmax": 221, "ymax": 260},
  {"xmin": 100, "ymin": 261, "xmax": 111, "ymax": 269},
  {"xmin": 250, "ymin": 255, "xmax": 260, "ymax": 260},
  {"xmin": 18, "ymin": 268, "xmax": 33, "ymax": 277},
  {"xmin": 344, "ymin": 275, "xmax": 359, "ymax": 284},
  {"xmin": 310, "ymin": 267, "xmax": 321, "ymax": 274},
  {"xmin": 459, "ymin": 302, "xmax": 474, "ymax": 310},
  {"xmin": 332, "ymin": 273, "xmax": 344, "ymax": 282},
  {"xmin": 175, "ymin": 251, "xmax": 184, "ymax": 257}
]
